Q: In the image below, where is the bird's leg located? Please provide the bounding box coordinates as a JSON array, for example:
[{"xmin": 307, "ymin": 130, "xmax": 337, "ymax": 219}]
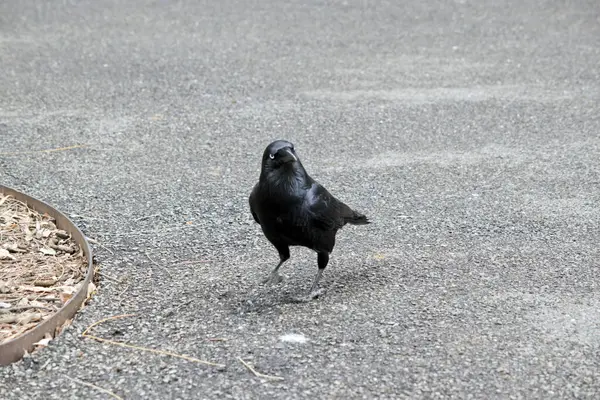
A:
[
  {"xmin": 264, "ymin": 260, "xmax": 285, "ymax": 285},
  {"xmin": 292, "ymin": 252, "xmax": 329, "ymax": 302},
  {"xmin": 246, "ymin": 246, "xmax": 290, "ymax": 306},
  {"xmin": 263, "ymin": 245, "xmax": 290, "ymax": 285},
  {"xmin": 308, "ymin": 268, "xmax": 325, "ymax": 298},
  {"xmin": 308, "ymin": 252, "xmax": 329, "ymax": 298}
]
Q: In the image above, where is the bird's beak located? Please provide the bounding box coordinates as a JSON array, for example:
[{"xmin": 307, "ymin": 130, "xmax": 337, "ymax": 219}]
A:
[{"xmin": 279, "ymin": 148, "xmax": 297, "ymax": 163}]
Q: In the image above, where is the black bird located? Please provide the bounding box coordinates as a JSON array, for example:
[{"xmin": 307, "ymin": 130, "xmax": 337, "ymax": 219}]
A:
[{"xmin": 249, "ymin": 140, "xmax": 370, "ymax": 301}]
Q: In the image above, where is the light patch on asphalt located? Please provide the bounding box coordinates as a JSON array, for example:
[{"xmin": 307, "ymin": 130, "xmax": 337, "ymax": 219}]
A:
[
  {"xmin": 534, "ymin": 299, "xmax": 600, "ymax": 346},
  {"xmin": 360, "ymin": 144, "xmax": 523, "ymax": 168},
  {"xmin": 303, "ymin": 85, "xmax": 579, "ymax": 103},
  {"xmin": 280, "ymin": 333, "xmax": 309, "ymax": 343},
  {"xmin": 521, "ymin": 195, "xmax": 600, "ymax": 219}
]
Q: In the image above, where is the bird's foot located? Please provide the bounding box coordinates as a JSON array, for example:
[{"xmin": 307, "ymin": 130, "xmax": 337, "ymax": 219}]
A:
[
  {"xmin": 263, "ymin": 273, "xmax": 284, "ymax": 285},
  {"xmin": 291, "ymin": 288, "xmax": 326, "ymax": 303},
  {"xmin": 309, "ymin": 288, "xmax": 326, "ymax": 299}
]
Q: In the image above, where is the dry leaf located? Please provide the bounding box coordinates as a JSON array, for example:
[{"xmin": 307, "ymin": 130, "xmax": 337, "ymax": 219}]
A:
[
  {"xmin": 0, "ymin": 193, "xmax": 88, "ymax": 345},
  {"xmin": 86, "ymin": 282, "xmax": 97, "ymax": 298},
  {"xmin": 41, "ymin": 220, "xmax": 57, "ymax": 230},
  {"xmin": 34, "ymin": 339, "xmax": 52, "ymax": 347},
  {"xmin": 0, "ymin": 315, "xmax": 17, "ymax": 324},
  {"xmin": 0, "ymin": 312, "xmax": 43, "ymax": 325},
  {"xmin": 3, "ymin": 243, "xmax": 26, "ymax": 253},
  {"xmin": 34, "ymin": 334, "xmax": 53, "ymax": 347},
  {"xmin": 20, "ymin": 286, "xmax": 55, "ymax": 293},
  {"xmin": 60, "ymin": 291, "xmax": 73, "ymax": 304},
  {"xmin": 34, "ymin": 279, "xmax": 57, "ymax": 287},
  {"xmin": 50, "ymin": 244, "xmax": 76, "ymax": 254},
  {"xmin": 41, "ymin": 228, "xmax": 53, "ymax": 238},
  {"xmin": 19, "ymin": 313, "xmax": 43, "ymax": 324},
  {"xmin": 55, "ymin": 318, "xmax": 73, "ymax": 336},
  {"xmin": 0, "ymin": 248, "xmax": 15, "ymax": 260},
  {"xmin": 63, "ymin": 277, "xmax": 76, "ymax": 286},
  {"xmin": 0, "ymin": 283, "xmax": 11, "ymax": 294},
  {"xmin": 55, "ymin": 230, "xmax": 70, "ymax": 239},
  {"xmin": 61, "ymin": 285, "xmax": 78, "ymax": 295},
  {"xmin": 40, "ymin": 247, "xmax": 57, "ymax": 256}
]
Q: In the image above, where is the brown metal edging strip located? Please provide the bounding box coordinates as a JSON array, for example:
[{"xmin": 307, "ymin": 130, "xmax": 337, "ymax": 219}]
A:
[{"xmin": 0, "ymin": 185, "xmax": 94, "ymax": 366}]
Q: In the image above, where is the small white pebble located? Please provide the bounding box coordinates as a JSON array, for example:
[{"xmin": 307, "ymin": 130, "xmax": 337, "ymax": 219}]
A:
[{"xmin": 279, "ymin": 333, "xmax": 308, "ymax": 343}]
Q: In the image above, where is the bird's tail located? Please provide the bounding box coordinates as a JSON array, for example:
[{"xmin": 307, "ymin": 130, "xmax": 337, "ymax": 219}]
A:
[{"xmin": 346, "ymin": 210, "xmax": 370, "ymax": 225}]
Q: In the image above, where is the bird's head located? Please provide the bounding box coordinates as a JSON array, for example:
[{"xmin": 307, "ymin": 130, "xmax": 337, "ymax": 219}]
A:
[{"xmin": 261, "ymin": 140, "xmax": 300, "ymax": 173}]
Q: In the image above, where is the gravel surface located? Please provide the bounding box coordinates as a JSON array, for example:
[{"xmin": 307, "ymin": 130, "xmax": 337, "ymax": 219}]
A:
[{"xmin": 1, "ymin": 0, "xmax": 600, "ymax": 398}]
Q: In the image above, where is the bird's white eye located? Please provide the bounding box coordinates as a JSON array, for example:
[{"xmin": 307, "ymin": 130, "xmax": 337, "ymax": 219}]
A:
[{"xmin": 269, "ymin": 153, "xmax": 275, "ymax": 159}]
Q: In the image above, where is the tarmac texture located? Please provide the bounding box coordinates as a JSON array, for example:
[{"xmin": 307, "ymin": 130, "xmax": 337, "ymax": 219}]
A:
[{"xmin": 1, "ymin": 0, "xmax": 599, "ymax": 398}]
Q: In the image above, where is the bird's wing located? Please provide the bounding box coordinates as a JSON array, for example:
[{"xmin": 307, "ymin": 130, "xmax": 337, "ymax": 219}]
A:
[
  {"xmin": 306, "ymin": 183, "xmax": 353, "ymax": 231},
  {"xmin": 249, "ymin": 184, "xmax": 261, "ymax": 224}
]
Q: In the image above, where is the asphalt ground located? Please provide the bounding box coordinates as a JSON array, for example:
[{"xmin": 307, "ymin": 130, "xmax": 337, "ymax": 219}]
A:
[{"xmin": 1, "ymin": 0, "xmax": 599, "ymax": 399}]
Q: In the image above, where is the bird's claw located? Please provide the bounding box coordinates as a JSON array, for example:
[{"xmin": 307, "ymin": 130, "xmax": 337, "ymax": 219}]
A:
[
  {"xmin": 291, "ymin": 288, "xmax": 326, "ymax": 303},
  {"xmin": 263, "ymin": 273, "xmax": 284, "ymax": 285}
]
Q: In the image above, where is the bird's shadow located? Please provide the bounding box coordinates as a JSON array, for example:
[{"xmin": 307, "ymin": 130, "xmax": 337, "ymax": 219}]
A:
[
  {"xmin": 229, "ymin": 259, "xmax": 393, "ymax": 315},
  {"xmin": 231, "ymin": 280, "xmax": 311, "ymax": 315}
]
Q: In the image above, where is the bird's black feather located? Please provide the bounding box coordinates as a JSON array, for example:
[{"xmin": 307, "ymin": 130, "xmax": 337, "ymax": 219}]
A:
[{"xmin": 249, "ymin": 140, "xmax": 370, "ymax": 300}]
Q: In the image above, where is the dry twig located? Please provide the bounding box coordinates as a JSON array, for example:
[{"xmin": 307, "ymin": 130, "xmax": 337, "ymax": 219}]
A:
[
  {"xmin": 0, "ymin": 144, "xmax": 88, "ymax": 156},
  {"xmin": 117, "ymin": 284, "xmax": 131, "ymax": 307},
  {"xmin": 64, "ymin": 376, "xmax": 123, "ymax": 400},
  {"xmin": 81, "ymin": 314, "xmax": 225, "ymax": 368},
  {"xmin": 238, "ymin": 357, "xmax": 284, "ymax": 381},
  {"xmin": 101, "ymin": 224, "xmax": 198, "ymax": 238},
  {"xmin": 96, "ymin": 271, "xmax": 124, "ymax": 284},
  {"xmin": 85, "ymin": 236, "xmax": 114, "ymax": 255},
  {"xmin": 134, "ymin": 214, "xmax": 162, "ymax": 222},
  {"xmin": 145, "ymin": 251, "xmax": 173, "ymax": 279},
  {"xmin": 0, "ymin": 193, "xmax": 87, "ymax": 343},
  {"xmin": 0, "ymin": 305, "xmax": 55, "ymax": 314}
]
